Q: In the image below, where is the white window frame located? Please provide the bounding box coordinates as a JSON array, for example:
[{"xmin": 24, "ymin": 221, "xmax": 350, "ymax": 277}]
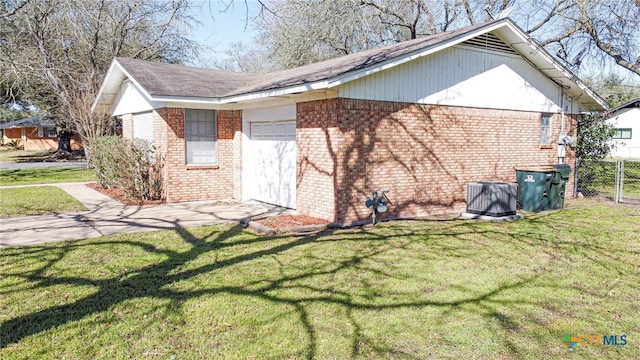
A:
[
  {"xmin": 185, "ymin": 109, "xmax": 218, "ymax": 165},
  {"xmin": 613, "ymin": 128, "xmax": 632, "ymax": 140}
]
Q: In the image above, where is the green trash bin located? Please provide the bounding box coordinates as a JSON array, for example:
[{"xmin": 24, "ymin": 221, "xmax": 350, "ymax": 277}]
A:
[
  {"xmin": 548, "ymin": 164, "xmax": 571, "ymax": 210},
  {"xmin": 515, "ymin": 166, "xmax": 555, "ymax": 212}
]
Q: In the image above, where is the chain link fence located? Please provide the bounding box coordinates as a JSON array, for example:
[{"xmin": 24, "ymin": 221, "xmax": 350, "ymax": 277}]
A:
[{"xmin": 575, "ymin": 159, "xmax": 640, "ymax": 204}]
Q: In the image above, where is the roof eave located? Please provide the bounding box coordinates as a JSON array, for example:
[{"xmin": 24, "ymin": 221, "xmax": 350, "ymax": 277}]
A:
[
  {"xmin": 608, "ymin": 98, "xmax": 640, "ymax": 114},
  {"xmin": 92, "ymin": 58, "xmax": 160, "ymax": 115},
  {"xmin": 151, "ymin": 81, "xmax": 331, "ymax": 105},
  {"xmin": 91, "ymin": 59, "xmax": 120, "ymax": 114},
  {"xmin": 499, "ymin": 21, "xmax": 608, "ymax": 111}
]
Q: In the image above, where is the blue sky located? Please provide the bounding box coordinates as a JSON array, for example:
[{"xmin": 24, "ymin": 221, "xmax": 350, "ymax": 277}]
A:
[{"xmin": 188, "ymin": 1, "xmax": 261, "ymax": 66}]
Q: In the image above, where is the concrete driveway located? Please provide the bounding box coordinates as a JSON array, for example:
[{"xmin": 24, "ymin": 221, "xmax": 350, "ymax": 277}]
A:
[{"xmin": 0, "ymin": 183, "xmax": 292, "ymax": 246}]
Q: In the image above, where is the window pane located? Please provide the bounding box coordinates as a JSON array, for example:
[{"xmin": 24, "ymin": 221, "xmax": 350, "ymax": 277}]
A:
[
  {"xmin": 133, "ymin": 112, "xmax": 154, "ymax": 144},
  {"xmin": 613, "ymin": 128, "xmax": 632, "ymax": 139},
  {"xmin": 186, "ymin": 140, "xmax": 217, "ymax": 164},
  {"xmin": 540, "ymin": 114, "xmax": 551, "ymax": 145},
  {"xmin": 185, "ymin": 109, "xmax": 217, "ymax": 164}
]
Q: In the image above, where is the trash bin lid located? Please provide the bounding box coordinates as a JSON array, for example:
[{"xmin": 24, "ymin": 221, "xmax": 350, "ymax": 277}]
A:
[
  {"xmin": 514, "ymin": 166, "xmax": 556, "ymax": 172},
  {"xmin": 550, "ymin": 164, "xmax": 572, "ymax": 177}
]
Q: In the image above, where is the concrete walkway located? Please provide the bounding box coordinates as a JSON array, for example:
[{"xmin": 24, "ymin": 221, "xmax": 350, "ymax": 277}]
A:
[{"xmin": 0, "ymin": 183, "xmax": 292, "ymax": 246}]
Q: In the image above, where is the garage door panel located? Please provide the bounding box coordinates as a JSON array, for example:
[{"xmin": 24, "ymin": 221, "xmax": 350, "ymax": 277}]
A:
[{"xmin": 250, "ymin": 121, "xmax": 296, "ymax": 208}]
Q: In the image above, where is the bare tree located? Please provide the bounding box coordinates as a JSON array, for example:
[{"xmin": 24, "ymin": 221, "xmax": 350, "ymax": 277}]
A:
[
  {"xmin": 248, "ymin": 0, "xmax": 509, "ymax": 70},
  {"xmin": 250, "ymin": 0, "xmax": 375, "ymax": 69},
  {"xmin": 0, "ymin": 0, "xmax": 197, "ymax": 160},
  {"xmin": 534, "ymin": 0, "xmax": 640, "ymax": 77},
  {"xmin": 210, "ymin": 41, "xmax": 274, "ymax": 73},
  {"xmin": 227, "ymin": 0, "xmax": 639, "ymax": 80}
]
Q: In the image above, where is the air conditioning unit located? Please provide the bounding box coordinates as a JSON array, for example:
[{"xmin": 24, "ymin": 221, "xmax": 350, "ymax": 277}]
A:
[{"xmin": 466, "ymin": 182, "xmax": 517, "ymax": 217}]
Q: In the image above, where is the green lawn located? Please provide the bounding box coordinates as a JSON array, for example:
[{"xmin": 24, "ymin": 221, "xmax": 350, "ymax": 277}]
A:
[
  {"xmin": 1, "ymin": 200, "xmax": 638, "ymax": 359},
  {"xmin": 0, "ymin": 167, "xmax": 95, "ymax": 186},
  {"xmin": 0, "ymin": 150, "xmax": 41, "ymax": 162},
  {"xmin": 0, "ymin": 186, "xmax": 87, "ymax": 218}
]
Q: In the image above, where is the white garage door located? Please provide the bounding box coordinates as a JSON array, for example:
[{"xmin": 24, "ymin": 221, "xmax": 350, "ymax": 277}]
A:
[{"xmin": 250, "ymin": 121, "xmax": 296, "ymax": 208}]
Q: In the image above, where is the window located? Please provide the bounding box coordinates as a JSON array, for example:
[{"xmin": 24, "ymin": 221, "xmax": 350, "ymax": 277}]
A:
[
  {"xmin": 185, "ymin": 109, "xmax": 217, "ymax": 165},
  {"xmin": 133, "ymin": 112, "xmax": 154, "ymax": 144},
  {"xmin": 540, "ymin": 113, "xmax": 552, "ymax": 145},
  {"xmin": 613, "ymin": 128, "xmax": 632, "ymax": 140},
  {"xmin": 38, "ymin": 126, "xmax": 57, "ymax": 138},
  {"xmin": 112, "ymin": 116, "xmax": 123, "ymax": 136}
]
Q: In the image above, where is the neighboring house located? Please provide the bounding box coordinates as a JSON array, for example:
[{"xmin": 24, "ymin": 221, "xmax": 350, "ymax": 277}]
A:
[
  {"xmin": 0, "ymin": 114, "xmax": 82, "ymax": 151},
  {"xmin": 92, "ymin": 18, "xmax": 607, "ymax": 224},
  {"xmin": 606, "ymin": 98, "xmax": 640, "ymax": 159}
]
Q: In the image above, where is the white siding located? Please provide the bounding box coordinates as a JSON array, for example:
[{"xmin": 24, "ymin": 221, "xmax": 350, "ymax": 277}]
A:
[
  {"xmin": 338, "ymin": 45, "xmax": 570, "ymax": 113},
  {"xmin": 608, "ymin": 108, "xmax": 640, "ymax": 159},
  {"xmin": 112, "ymin": 81, "xmax": 164, "ymax": 116}
]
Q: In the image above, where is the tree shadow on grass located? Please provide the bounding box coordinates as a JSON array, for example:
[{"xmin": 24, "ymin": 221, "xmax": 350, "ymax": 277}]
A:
[{"xmin": 1, "ymin": 213, "xmax": 637, "ymax": 358}]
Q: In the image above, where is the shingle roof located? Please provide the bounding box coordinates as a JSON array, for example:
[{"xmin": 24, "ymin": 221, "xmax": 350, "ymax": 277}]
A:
[
  {"xmin": 116, "ymin": 20, "xmax": 495, "ymax": 99},
  {"xmin": 0, "ymin": 114, "xmax": 55, "ymax": 129},
  {"xmin": 115, "ymin": 58, "xmax": 258, "ymax": 98},
  {"xmin": 609, "ymin": 98, "xmax": 640, "ymax": 114}
]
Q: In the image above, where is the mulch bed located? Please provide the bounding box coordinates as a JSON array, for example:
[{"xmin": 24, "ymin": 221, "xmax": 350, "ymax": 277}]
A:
[
  {"xmin": 254, "ymin": 215, "xmax": 330, "ymax": 230},
  {"xmin": 86, "ymin": 183, "xmax": 164, "ymax": 206}
]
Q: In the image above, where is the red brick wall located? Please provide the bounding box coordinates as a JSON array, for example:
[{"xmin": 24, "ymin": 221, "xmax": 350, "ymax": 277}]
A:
[
  {"xmin": 297, "ymin": 98, "xmax": 577, "ymax": 224},
  {"xmin": 296, "ymin": 99, "xmax": 342, "ymax": 221},
  {"xmin": 158, "ymin": 107, "xmax": 242, "ymax": 203}
]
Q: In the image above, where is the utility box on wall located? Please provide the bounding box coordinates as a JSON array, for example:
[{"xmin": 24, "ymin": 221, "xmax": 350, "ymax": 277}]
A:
[{"xmin": 466, "ymin": 181, "xmax": 518, "ymax": 217}]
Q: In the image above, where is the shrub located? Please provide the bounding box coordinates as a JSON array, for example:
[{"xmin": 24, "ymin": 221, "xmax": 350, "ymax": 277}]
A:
[
  {"xmin": 577, "ymin": 112, "xmax": 616, "ymax": 160},
  {"xmin": 6, "ymin": 139, "xmax": 23, "ymax": 150},
  {"xmin": 91, "ymin": 136, "xmax": 165, "ymax": 201}
]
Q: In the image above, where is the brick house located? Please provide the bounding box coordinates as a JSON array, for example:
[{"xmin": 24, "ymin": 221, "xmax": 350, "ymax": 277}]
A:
[
  {"xmin": 0, "ymin": 114, "xmax": 82, "ymax": 151},
  {"xmin": 92, "ymin": 18, "xmax": 607, "ymax": 224}
]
